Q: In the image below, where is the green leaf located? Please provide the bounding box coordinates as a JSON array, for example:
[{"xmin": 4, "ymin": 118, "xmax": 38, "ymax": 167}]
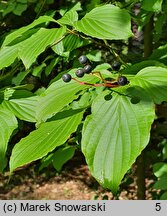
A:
[
  {"xmin": 52, "ymin": 34, "xmax": 90, "ymax": 57},
  {"xmin": 0, "ymin": 107, "xmax": 18, "ymax": 172},
  {"xmin": 36, "ymin": 73, "xmax": 99, "ymax": 123},
  {"xmin": 93, "ymin": 63, "xmax": 111, "ymax": 71},
  {"xmin": 63, "ymin": 34, "xmax": 90, "ymax": 51},
  {"xmin": 39, "ymin": 153, "xmax": 54, "ymax": 171},
  {"xmin": 149, "ymin": 44, "xmax": 167, "ymax": 64},
  {"xmin": 153, "ymin": 174, "xmax": 167, "ymax": 190},
  {"xmin": 32, "ymin": 63, "xmax": 46, "ymax": 77},
  {"xmin": 153, "ymin": 162, "xmax": 167, "ymax": 177},
  {"xmin": 0, "ymin": 45, "xmax": 19, "ymax": 70},
  {"xmin": 123, "ymin": 60, "xmax": 167, "ymax": 75},
  {"xmin": 86, "ymin": 50, "xmax": 102, "ymax": 62},
  {"xmin": 10, "ymin": 108, "xmax": 84, "ymax": 172},
  {"xmin": 82, "ymin": 91, "xmax": 155, "ymax": 193},
  {"xmin": 160, "ymin": 191, "xmax": 167, "ymax": 200},
  {"xmin": 162, "ymin": 142, "xmax": 167, "ymax": 160},
  {"xmin": 0, "ymin": 26, "xmax": 65, "ymax": 70},
  {"xmin": 154, "ymin": 13, "xmax": 166, "ymax": 42},
  {"xmin": 52, "ymin": 146, "xmax": 76, "ymax": 171},
  {"xmin": 70, "ymin": 91, "xmax": 92, "ymax": 110},
  {"xmin": 71, "ymin": 2, "xmax": 82, "ymax": 11},
  {"xmin": 141, "ymin": 0, "xmax": 163, "ymax": 12},
  {"xmin": 52, "ymin": 40, "xmax": 65, "ymax": 56},
  {"xmin": 2, "ymin": 1, "xmax": 16, "ymax": 16},
  {"xmin": 58, "ymin": 10, "xmax": 78, "ymax": 26},
  {"xmin": 2, "ymin": 96, "xmax": 38, "ymax": 122},
  {"xmin": 45, "ymin": 57, "xmax": 59, "ymax": 76},
  {"xmin": 2, "ymin": 15, "xmax": 57, "ymax": 47},
  {"xmin": 86, "ymin": 0, "xmax": 101, "ymax": 11},
  {"xmin": 13, "ymin": 3, "xmax": 27, "ymax": 16},
  {"xmin": 131, "ymin": 66, "xmax": 167, "ymax": 104},
  {"xmin": 12, "ymin": 69, "xmax": 31, "ymax": 85},
  {"xmin": 73, "ymin": 4, "xmax": 133, "ymax": 40},
  {"xmin": 19, "ymin": 27, "xmax": 66, "ymax": 69}
]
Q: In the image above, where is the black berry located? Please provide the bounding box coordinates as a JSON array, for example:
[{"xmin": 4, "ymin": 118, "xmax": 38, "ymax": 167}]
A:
[
  {"xmin": 62, "ymin": 74, "xmax": 72, "ymax": 82},
  {"xmin": 78, "ymin": 55, "xmax": 88, "ymax": 64},
  {"xmin": 75, "ymin": 69, "xmax": 85, "ymax": 77},
  {"xmin": 83, "ymin": 64, "xmax": 92, "ymax": 73},
  {"xmin": 112, "ymin": 61, "xmax": 121, "ymax": 71},
  {"xmin": 117, "ymin": 76, "xmax": 128, "ymax": 86}
]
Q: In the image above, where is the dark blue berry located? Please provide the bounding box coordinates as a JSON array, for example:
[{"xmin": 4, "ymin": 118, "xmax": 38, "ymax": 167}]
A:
[
  {"xmin": 62, "ymin": 74, "xmax": 72, "ymax": 82},
  {"xmin": 118, "ymin": 76, "xmax": 128, "ymax": 86},
  {"xmin": 112, "ymin": 61, "xmax": 121, "ymax": 71},
  {"xmin": 75, "ymin": 69, "xmax": 85, "ymax": 77},
  {"xmin": 78, "ymin": 55, "xmax": 88, "ymax": 64},
  {"xmin": 83, "ymin": 64, "xmax": 92, "ymax": 73}
]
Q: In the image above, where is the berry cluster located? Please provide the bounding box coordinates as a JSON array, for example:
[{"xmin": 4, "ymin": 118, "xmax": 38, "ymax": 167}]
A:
[
  {"xmin": 76, "ymin": 55, "xmax": 92, "ymax": 77},
  {"xmin": 62, "ymin": 55, "xmax": 92, "ymax": 82},
  {"xmin": 62, "ymin": 56, "xmax": 128, "ymax": 88}
]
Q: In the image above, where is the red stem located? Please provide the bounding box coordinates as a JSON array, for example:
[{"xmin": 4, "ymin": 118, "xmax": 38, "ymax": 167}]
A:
[{"xmin": 72, "ymin": 78, "xmax": 118, "ymax": 88}]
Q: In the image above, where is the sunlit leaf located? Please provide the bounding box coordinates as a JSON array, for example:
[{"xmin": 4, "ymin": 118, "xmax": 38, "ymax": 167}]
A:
[
  {"xmin": 19, "ymin": 27, "xmax": 66, "ymax": 69},
  {"xmin": 36, "ymin": 73, "xmax": 99, "ymax": 123},
  {"xmin": 0, "ymin": 45, "xmax": 19, "ymax": 70},
  {"xmin": 2, "ymin": 15, "xmax": 57, "ymax": 47},
  {"xmin": 82, "ymin": 91, "xmax": 155, "ymax": 193},
  {"xmin": 2, "ymin": 96, "xmax": 38, "ymax": 122},
  {"xmin": 0, "ymin": 107, "xmax": 18, "ymax": 172},
  {"xmin": 10, "ymin": 108, "xmax": 83, "ymax": 172},
  {"xmin": 58, "ymin": 10, "xmax": 78, "ymax": 26},
  {"xmin": 131, "ymin": 66, "xmax": 167, "ymax": 104},
  {"xmin": 73, "ymin": 4, "xmax": 133, "ymax": 40},
  {"xmin": 141, "ymin": 0, "xmax": 163, "ymax": 12}
]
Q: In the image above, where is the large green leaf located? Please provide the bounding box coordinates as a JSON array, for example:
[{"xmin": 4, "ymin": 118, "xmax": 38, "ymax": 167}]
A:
[
  {"xmin": 19, "ymin": 27, "xmax": 66, "ymax": 69},
  {"xmin": 10, "ymin": 108, "xmax": 83, "ymax": 172},
  {"xmin": 36, "ymin": 73, "xmax": 99, "ymax": 123},
  {"xmin": 0, "ymin": 107, "xmax": 18, "ymax": 172},
  {"xmin": 73, "ymin": 4, "xmax": 133, "ymax": 40},
  {"xmin": 2, "ymin": 96, "xmax": 38, "ymax": 122},
  {"xmin": 0, "ymin": 27, "xmax": 66, "ymax": 69},
  {"xmin": 131, "ymin": 66, "xmax": 167, "ymax": 104},
  {"xmin": 82, "ymin": 91, "xmax": 155, "ymax": 193},
  {"xmin": 2, "ymin": 15, "xmax": 57, "ymax": 47}
]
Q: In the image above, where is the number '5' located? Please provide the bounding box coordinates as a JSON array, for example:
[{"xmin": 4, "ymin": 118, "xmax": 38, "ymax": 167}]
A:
[{"xmin": 155, "ymin": 203, "xmax": 161, "ymax": 211}]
